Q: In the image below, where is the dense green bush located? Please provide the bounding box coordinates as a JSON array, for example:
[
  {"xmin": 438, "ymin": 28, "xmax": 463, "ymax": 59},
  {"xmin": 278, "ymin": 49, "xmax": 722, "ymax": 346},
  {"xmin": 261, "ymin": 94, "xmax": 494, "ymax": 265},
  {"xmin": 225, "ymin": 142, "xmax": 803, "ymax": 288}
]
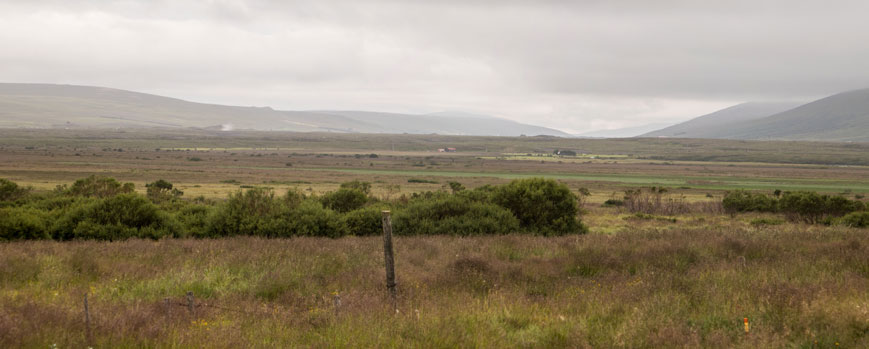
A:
[
  {"xmin": 52, "ymin": 193, "xmax": 176, "ymax": 240},
  {"xmin": 0, "ymin": 178, "xmax": 30, "ymax": 202},
  {"xmin": 840, "ymin": 211, "xmax": 869, "ymax": 228},
  {"xmin": 1, "ymin": 177, "xmax": 596, "ymax": 240},
  {"xmin": 722, "ymin": 190, "xmax": 777, "ymax": 214},
  {"xmin": 206, "ymin": 188, "xmax": 347, "ymax": 238},
  {"xmin": 491, "ymin": 178, "xmax": 586, "ymax": 235},
  {"xmin": 207, "ymin": 188, "xmax": 286, "ymax": 237},
  {"xmin": 173, "ymin": 203, "xmax": 215, "ymax": 238},
  {"xmin": 722, "ymin": 190, "xmax": 864, "ymax": 223},
  {"xmin": 0, "ymin": 207, "xmax": 50, "ymax": 240},
  {"xmin": 342, "ymin": 205, "xmax": 388, "ymax": 236},
  {"xmin": 320, "ymin": 188, "xmax": 369, "ymax": 213},
  {"xmin": 778, "ymin": 191, "xmax": 864, "ymax": 223},
  {"xmin": 24, "ymin": 195, "xmax": 85, "ymax": 211},
  {"xmin": 67, "ymin": 175, "xmax": 135, "ymax": 198},
  {"xmin": 283, "ymin": 200, "xmax": 347, "ymax": 238},
  {"xmin": 395, "ymin": 195, "xmax": 519, "ymax": 236}
]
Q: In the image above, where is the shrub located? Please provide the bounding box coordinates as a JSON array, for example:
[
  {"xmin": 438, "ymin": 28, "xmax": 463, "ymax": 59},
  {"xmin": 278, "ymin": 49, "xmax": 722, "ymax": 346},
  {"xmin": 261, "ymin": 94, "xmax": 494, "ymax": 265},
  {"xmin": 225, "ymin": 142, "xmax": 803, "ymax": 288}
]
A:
[
  {"xmin": 342, "ymin": 205, "xmax": 388, "ymax": 236},
  {"xmin": 0, "ymin": 207, "xmax": 50, "ymax": 240},
  {"xmin": 408, "ymin": 178, "xmax": 438, "ymax": 184},
  {"xmin": 339, "ymin": 180, "xmax": 371, "ymax": 195},
  {"xmin": 778, "ymin": 191, "xmax": 864, "ymax": 223},
  {"xmin": 456, "ymin": 185, "xmax": 496, "ymax": 203},
  {"xmin": 283, "ymin": 189, "xmax": 306, "ymax": 208},
  {"xmin": 823, "ymin": 195, "xmax": 865, "ymax": 216},
  {"xmin": 174, "ymin": 203, "xmax": 215, "ymax": 238},
  {"xmin": 23, "ymin": 195, "xmax": 84, "ymax": 211},
  {"xmin": 52, "ymin": 193, "xmax": 176, "ymax": 240},
  {"xmin": 146, "ymin": 179, "xmax": 183, "ymax": 203},
  {"xmin": 491, "ymin": 178, "xmax": 585, "ymax": 235},
  {"xmin": 447, "ymin": 181, "xmax": 465, "ymax": 194},
  {"xmin": 395, "ymin": 195, "xmax": 519, "ymax": 236},
  {"xmin": 0, "ymin": 178, "xmax": 30, "ymax": 202},
  {"xmin": 840, "ymin": 211, "xmax": 869, "ymax": 228},
  {"xmin": 623, "ymin": 187, "xmax": 692, "ymax": 215},
  {"xmin": 283, "ymin": 200, "xmax": 347, "ymax": 238},
  {"xmin": 722, "ymin": 190, "xmax": 777, "ymax": 214},
  {"xmin": 602, "ymin": 199, "xmax": 624, "ymax": 207},
  {"xmin": 750, "ymin": 217, "xmax": 786, "ymax": 226},
  {"xmin": 207, "ymin": 188, "xmax": 285, "ymax": 237},
  {"xmin": 67, "ymin": 176, "xmax": 134, "ymax": 198},
  {"xmin": 207, "ymin": 188, "xmax": 347, "ymax": 238},
  {"xmin": 320, "ymin": 188, "xmax": 369, "ymax": 213}
]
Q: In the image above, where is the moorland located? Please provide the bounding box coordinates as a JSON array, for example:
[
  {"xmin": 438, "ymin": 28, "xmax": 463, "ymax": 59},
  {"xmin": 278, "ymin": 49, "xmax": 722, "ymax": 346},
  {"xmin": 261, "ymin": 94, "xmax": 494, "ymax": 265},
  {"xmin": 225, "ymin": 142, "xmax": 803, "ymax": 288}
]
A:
[{"xmin": 1, "ymin": 128, "xmax": 868, "ymax": 347}]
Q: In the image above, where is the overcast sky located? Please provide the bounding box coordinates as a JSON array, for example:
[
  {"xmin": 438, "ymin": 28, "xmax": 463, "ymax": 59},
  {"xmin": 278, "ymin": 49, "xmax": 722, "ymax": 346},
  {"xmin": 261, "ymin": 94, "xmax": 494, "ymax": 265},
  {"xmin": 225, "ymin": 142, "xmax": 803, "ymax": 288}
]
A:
[{"xmin": 2, "ymin": 0, "xmax": 869, "ymax": 133}]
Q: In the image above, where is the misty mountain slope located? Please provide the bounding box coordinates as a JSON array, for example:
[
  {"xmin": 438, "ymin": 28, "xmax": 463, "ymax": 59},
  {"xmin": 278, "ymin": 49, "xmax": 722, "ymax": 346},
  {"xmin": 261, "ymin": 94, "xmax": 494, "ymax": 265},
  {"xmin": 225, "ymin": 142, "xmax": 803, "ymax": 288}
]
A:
[
  {"xmin": 298, "ymin": 110, "xmax": 571, "ymax": 137},
  {"xmin": 0, "ymin": 83, "xmax": 568, "ymax": 136},
  {"xmin": 641, "ymin": 102, "xmax": 802, "ymax": 138},
  {"xmin": 721, "ymin": 88, "xmax": 869, "ymax": 142},
  {"xmin": 578, "ymin": 122, "xmax": 674, "ymax": 138},
  {"xmin": 0, "ymin": 83, "xmax": 363, "ymax": 131}
]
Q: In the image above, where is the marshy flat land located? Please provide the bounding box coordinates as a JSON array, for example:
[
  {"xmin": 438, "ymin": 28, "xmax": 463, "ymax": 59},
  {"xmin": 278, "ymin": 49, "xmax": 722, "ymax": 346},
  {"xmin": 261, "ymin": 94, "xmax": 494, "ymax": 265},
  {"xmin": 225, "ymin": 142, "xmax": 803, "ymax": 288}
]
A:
[{"xmin": 1, "ymin": 128, "xmax": 868, "ymax": 347}]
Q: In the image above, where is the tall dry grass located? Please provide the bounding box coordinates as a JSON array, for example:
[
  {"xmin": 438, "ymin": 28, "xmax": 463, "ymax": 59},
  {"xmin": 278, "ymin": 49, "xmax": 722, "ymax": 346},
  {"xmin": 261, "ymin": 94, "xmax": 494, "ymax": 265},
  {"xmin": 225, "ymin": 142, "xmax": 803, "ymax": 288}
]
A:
[{"xmin": 1, "ymin": 221, "xmax": 868, "ymax": 347}]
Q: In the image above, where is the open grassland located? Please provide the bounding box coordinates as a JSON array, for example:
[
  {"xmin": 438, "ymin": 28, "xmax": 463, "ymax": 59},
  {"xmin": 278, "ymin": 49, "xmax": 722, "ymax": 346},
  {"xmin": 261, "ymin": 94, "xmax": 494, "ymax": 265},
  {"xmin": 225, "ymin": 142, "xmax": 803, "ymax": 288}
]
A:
[
  {"xmin": 2, "ymin": 221, "xmax": 868, "ymax": 348},
  {"xmin": 2, "ymin": 128, "xmax": 869, "ymax": 347},
  {"xmin": 1, "ymin": 129, "xmax": 868, "ymax": 201},
  {"xmin": 2, "ymin": 128, "xmax": 869, "ymax": 165}
]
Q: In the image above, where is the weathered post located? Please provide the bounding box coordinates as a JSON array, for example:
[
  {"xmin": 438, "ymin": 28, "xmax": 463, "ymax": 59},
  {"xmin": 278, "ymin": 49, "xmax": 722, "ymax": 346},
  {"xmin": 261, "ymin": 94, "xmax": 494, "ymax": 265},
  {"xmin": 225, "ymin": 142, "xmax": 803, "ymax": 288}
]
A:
[
  {"xmin": 186, "ymin": 291, "xmax": 195, "ymax": 316},
  {"xmin": 164, "ymin": 297, "xmax": 171, "ymax": 317},
  {"xmin": 333, "ymin": 293, "xmax": 342, "ymax": 317},
  {"xmin": 381, "ymin": 210, "xmax": 397, "ymax": 312},
  {"xmin": 84, "ymin": 293, "xmax": 92, "ymax": 342}
]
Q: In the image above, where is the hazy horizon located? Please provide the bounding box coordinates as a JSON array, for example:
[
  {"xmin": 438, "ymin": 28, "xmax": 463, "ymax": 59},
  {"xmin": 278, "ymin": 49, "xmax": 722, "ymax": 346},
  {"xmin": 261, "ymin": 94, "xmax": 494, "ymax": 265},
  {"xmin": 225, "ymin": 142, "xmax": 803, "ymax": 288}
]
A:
[{"xmin": 2, "ymin": 1, "xmax": 869, "ymax": 133}]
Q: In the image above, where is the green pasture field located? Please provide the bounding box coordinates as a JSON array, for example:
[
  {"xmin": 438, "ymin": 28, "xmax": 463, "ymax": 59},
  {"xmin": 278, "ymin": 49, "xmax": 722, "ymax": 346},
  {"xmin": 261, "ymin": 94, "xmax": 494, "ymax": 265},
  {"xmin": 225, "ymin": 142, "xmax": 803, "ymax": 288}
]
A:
[{"xmin": 302, "ymin": 167, "xmax": 869, "ymax": 193}]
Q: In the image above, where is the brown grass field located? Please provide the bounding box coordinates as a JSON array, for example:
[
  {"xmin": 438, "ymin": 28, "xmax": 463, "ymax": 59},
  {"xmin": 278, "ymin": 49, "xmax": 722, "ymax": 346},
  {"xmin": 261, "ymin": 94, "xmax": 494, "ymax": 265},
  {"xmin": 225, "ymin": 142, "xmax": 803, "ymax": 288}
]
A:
[{"xmin": 1, "ymin": 128, "xmax": 868, "ymax": 347}]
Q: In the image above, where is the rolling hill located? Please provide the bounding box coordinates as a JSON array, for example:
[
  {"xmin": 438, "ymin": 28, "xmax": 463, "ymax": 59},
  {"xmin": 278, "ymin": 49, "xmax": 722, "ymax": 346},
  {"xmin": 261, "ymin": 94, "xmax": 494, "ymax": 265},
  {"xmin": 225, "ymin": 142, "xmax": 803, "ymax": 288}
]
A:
[
  {"xmin": 0, "ymin": 83, "xmax": 570, "ymax": 137},
  {"xmin": 641, "ymin": 102, "xmax": 802, "ymax": 138},
  {"xmin": 721, "ymin": 88, "xmax": 869, "ymax": 142},
  {"xmin": 642, "ymin": 88, "xmax": 869, "ymax": 142},
  {"xmin": 577, "ymin": 122, "xmax": 675, "ymax": 138}
]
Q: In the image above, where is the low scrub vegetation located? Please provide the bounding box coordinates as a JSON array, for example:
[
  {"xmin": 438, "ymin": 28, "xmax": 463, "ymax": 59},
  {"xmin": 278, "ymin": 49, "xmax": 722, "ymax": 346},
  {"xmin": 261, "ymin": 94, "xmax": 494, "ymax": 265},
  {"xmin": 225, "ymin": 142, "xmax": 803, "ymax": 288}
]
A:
[
  {"xmin": 622, "ymin": 187, "xmax": 722, "ymax": 215},
  {"xmin": 0, "ymin": 177, "xmax": 586, "ymax": 241},
  {"xmin": 723, "ymin": 190, "xmax": 866, "ymax": 223}
]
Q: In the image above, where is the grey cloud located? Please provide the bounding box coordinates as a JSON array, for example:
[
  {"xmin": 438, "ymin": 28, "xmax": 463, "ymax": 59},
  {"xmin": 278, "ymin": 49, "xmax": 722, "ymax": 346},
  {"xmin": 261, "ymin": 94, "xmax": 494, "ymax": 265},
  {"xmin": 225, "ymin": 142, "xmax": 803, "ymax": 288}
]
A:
[{"xmin": 1, "ymin": 0, "xmax": 868, "ymax": 132}]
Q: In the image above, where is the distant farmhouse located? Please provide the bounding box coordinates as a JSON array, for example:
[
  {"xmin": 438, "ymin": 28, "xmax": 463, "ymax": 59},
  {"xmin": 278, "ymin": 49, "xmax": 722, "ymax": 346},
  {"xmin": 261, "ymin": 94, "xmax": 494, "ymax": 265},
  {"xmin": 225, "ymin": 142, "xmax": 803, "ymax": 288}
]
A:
[
  {"xmin": 554, "ymin": 149, "xmax": 577, "ymax": 156},
  {"xmin": 437, "ymin": 148, "xmax": 457, "ymax": 153}
]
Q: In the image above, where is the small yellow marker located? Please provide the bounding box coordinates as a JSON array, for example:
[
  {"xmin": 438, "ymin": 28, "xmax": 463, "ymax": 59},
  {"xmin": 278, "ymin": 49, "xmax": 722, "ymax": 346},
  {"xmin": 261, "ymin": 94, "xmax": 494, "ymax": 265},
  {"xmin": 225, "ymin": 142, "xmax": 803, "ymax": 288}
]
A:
[{"xmin": 743, "ymin": 317, "xmax": 750, "ymax": 333}]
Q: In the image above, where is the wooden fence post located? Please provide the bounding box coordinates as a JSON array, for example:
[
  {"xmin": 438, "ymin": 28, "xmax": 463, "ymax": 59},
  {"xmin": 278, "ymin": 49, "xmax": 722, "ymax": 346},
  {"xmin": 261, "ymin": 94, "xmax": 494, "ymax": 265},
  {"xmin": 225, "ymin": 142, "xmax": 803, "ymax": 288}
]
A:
[
  {"xmin": 164, "ymin": 297, "xmax": 171, "ymax": 317},
  {"xmin": 381, "ymin": 210, "xmax": 397, "ymax": 312},
  {"xmin": 84, "ymin": 293, "xmax": 92, "ymax": 345},
  {"xmin": 186, "ymin": 291, "xmax": 195, "ymax": 316},
  {"xmin": 333, "ymin": 294, "xmax": 341, "ymax": 317}
]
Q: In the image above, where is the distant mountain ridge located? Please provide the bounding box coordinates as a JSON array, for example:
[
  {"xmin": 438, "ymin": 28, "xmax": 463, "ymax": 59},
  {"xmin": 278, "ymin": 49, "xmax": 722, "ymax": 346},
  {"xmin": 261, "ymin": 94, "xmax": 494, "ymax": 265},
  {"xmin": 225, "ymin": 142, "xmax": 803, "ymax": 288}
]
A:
[
  {"xmin": 720, "ymin": 88, "xmax": 869, "ymax": 142},
  {"xmin": 0, "ymin": 83, "xmax": 570, "ymax": 137},
  {"xmin": 641, "ymin": 88, "xmax": 869, "ymax": 142},
  {"xmin": 641, "ymin": 102, "xmax": 802, "ymax": 138},
  {"xmin": 577, "ymin": 122, "xmax": 674, "ymax": 138}
]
